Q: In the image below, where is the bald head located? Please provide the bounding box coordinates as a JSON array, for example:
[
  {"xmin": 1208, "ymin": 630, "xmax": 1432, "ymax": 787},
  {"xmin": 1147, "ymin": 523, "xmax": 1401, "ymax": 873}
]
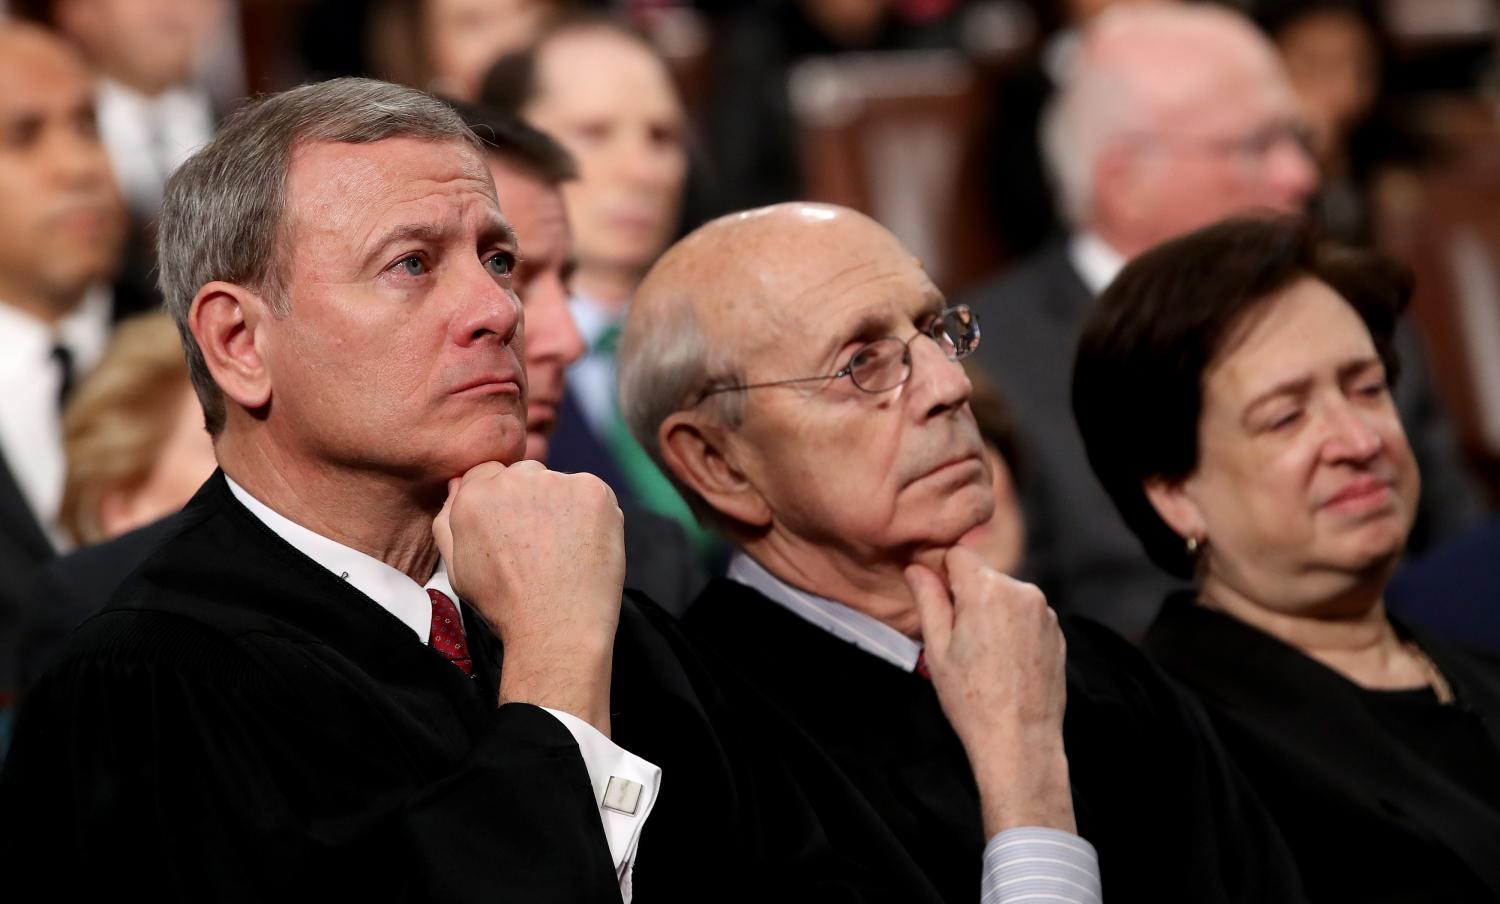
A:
[
  {"xmin": 1087, "ymin": 4, "xmax": 1283, "ymax": 123},
  {"xmin": 621, "ymin": 203, "xmax": 925, "ymax": 443},
  {"xmin": 0, "ymin": 23, "xmax": 126, "ymax": 322},
  {"xmin": 1045, "ymin": 4, "xmax": 1317, "ymax": 256},
  {"xmin": 620, "ymin": 203, "xmax": 980, "ymax": 546},
  {"xmin": 632, "ymin": 203, "xmax": 917, "ymax": 361}
]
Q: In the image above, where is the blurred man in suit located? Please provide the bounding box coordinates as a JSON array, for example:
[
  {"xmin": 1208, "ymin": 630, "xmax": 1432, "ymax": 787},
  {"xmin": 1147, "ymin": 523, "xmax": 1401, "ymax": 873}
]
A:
[
  {"xmin": 45, "ymin": 0, "xmax": 225, "ymax": 220},
  {"xmin": 962, "ymin": 3, "xmax": 1480, "ymax": 635},
  {"xmin": 458, "ymin": 102, "xmax": 707, "ymax": 612},
  {"xmin": 0, "ymin": 23, "xmax": 132, "ymax": 722},
  {"xmin": 619, "ymin": 202, "xmax": 1309, "ymax": 903},
  {"xmin": 482, "ymin": 16, "xmax": 706, "ymax": 548}
]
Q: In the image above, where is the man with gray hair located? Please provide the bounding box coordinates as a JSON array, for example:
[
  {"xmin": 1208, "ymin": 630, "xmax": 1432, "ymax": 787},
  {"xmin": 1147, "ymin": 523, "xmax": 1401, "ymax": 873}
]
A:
[
  {"xmin": 962, "ymin": 2, "xmax": 1479, "ymax": 635},
  {"xmin": 0, "ymin": 77, "xmax": 665, "ymax": 898}
]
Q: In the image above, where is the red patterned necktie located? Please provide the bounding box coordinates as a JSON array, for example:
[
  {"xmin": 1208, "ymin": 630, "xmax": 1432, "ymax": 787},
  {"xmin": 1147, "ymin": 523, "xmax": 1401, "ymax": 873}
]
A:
[
  {"xmin": 427, "ymin": 588, "xmax": 473, "ymax": 676},
  {"xmin": 914, "ymin": 650, "xmax": 931, "ymax": 681}
]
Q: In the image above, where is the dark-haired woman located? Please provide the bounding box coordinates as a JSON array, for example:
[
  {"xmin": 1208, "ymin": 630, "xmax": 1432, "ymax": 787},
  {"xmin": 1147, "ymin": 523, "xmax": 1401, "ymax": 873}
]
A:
[{"xmin": 1072, "ymin": 215, "xmax": 1500, "ymax": 903}]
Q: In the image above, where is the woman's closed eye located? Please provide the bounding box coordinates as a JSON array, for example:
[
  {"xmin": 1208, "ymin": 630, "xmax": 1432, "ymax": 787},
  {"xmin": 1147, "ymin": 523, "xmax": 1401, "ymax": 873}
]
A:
[{"xmin": 1263, "ymin": 407, "xmax": 1302, "ymax": 432}]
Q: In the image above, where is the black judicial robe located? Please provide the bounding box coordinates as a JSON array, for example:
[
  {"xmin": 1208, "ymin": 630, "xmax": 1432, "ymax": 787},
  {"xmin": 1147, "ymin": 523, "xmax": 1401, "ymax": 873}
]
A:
[
  {"xmin": 684, "ymin": 578, "xmax": 1311, "ymax": 904},
  {"xmin": 0, "ymin": 474, "xmax": 947, "ymax": 901},
  {"xmin": 1145, "ymin": 597, "xmax": 1500, "ymax": 903}
]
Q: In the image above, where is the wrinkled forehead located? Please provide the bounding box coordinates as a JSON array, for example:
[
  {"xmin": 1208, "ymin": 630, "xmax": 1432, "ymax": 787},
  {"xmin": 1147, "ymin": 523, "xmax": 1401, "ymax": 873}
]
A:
[
  {"xmin": 718, "ymin": 220, "xmax": 941, "ymax": 366},
  {"xmin": 283, "ymin": 136, "xmax": 499, "ymax": 246}
]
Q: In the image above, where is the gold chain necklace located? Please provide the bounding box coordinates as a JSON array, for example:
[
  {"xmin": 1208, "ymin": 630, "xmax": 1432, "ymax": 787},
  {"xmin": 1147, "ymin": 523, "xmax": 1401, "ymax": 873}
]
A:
[{"xmin": 1405, "ymin": 640, "xmax": 1455, "ymax": 706}]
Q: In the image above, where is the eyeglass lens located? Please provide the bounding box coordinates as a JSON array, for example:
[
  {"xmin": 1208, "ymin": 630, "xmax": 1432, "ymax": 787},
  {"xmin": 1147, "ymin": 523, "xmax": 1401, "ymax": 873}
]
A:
[{"xmin": 848, "ymin": 307, "xmax": 980, "ymax": 392}]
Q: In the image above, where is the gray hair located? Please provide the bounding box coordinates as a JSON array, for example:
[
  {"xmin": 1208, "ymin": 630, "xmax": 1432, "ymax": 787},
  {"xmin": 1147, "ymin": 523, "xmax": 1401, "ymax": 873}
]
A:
[
  {"xmin": 157, "ymin": 77, "xmax": 483, "ymax": 434},
  {"xmin": 1042, "ymin": 4, "xmax": 1277, "ymax": 228},
  {"xmin": 1041, "ymin": 56, "xmax": 1132, "ymax": 229},
  {"xmin": 617, "ymin": 292, "xmax": 746, "ymax": 533}
]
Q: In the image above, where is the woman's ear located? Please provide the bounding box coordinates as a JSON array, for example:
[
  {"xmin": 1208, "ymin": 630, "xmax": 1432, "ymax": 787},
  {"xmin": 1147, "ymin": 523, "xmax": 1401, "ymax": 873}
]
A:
[
  {"xmin": 188, "ymin": 281, "xmax": 273, "ymax": 412},
  {"xmin": 1143, "ymin": 475, "xmax": 1206, "ymax": 543},
  {"xmin": 658, "ymin": 412, "xmax": 771, "ymax": 529}
]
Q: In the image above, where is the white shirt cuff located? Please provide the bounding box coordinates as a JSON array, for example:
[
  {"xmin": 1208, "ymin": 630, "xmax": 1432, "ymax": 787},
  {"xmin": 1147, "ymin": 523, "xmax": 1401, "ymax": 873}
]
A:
[
  {"xmin": 541, "ymin": 707, "xmax": 661, "ymax": 902},
  {"xmin": 980, "ymin": 827, "xmax": 1102, "ymax": 904}
]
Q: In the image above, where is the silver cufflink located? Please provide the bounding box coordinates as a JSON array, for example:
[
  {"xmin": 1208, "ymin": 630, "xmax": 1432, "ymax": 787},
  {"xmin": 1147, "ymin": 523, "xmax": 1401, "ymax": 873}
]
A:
[{"xmin": 602, "ymin": 776, "xmax": 643, "ymax": 815}]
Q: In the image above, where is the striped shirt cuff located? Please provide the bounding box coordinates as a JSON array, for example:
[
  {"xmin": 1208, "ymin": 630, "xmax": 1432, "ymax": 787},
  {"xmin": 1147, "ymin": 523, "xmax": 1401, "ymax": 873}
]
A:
[{"xmin": 980, "ymin": 827, "xmax": 1102, "ymax": 904}]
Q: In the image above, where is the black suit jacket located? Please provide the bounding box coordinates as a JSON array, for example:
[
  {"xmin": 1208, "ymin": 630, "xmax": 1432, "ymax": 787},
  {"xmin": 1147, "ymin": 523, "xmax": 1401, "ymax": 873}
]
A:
[
  {"xmin": 684, "ymin": 577, "xmax": 1309, "ymax": 904},
  {"xmin": 1145, "ymin": 598, "xmax": 1500, "ymax": 902},
  {"xmin": 14, "ymin": 511, "xmax": 188, "ymax": 693},
  {"xmin": 622, "ymin": 505, "xmax": 709, "ymax": 617},
  {"xmin": 0, "ymin": 445, "xmax": 54, "ymax": 707},
  {"xmin": 962, "ymin": 240, "xmax": 1484, "ymax": 636},
  {"xmin": 548, "ymin": 388, "xmax": 634, "ymax": 506},
  {"xmin": 1, "ymin": 473, "xmax": 947, "ymax": 900},
  {"xmin": 548, "ymin": 391, "xmax": 713, "ymax": 617},
  {"xmin": 0, "ymin": 287, "xmax": 157, "ymax": 701}
]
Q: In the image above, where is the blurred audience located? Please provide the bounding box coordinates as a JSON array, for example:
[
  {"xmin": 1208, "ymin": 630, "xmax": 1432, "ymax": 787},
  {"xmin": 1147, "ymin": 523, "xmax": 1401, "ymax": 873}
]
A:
[
  {"xmin": 1258, "ymin": 0, "xmax": 1427, "ymax": 245},
  {"xmin": 17, "ymin": 314, "xmax": 214, "ymax": 694},
  {"xmin": 962, "ymin": 3, "xmax": 1479, "ymax": 636},
  {"xmin": 452, "ymin": 100, "xmax": 706, "ymax": 613},
  {"xmin": 56, "ymin": 314, "xmax": 214, "ymax": 547},
  {"xmin": 43, "ymin": 0, "xmax": 226, "ymax": 220},
  {"xmin": 482, "ymin": 15, "xmax": 711, "ymax": 550},
  {"xmin": 370, "ymin": 0, "xmax": 555, "ymax": 100},
  {"xmin": 1075, "ymin": 214, "xmax": 1500, "ymax": 903},
  {"xmin": 0, "ymin": 21, "xmax": 137, "ymax": 715},
  {"xmin": 985, "ymin": 0, "xmax": 1171, "ymax": 259},
  {"xmin": 706, "ymin": 0, "xmax": 975, "ymax": 213},
  {"xmin": 1386, "ymin": 515, "xmax": 1500, "ymax": 654}
]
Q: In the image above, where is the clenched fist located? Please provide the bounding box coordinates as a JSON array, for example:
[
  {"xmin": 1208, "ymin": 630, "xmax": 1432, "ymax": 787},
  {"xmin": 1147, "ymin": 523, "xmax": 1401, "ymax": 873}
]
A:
[
  {"xmin": 433, "ymin": 460, "xmax": 626, "ymax": 734},
  {"xmin": 906, "ymin": 546, "xmax": 1074, "ymax": 835}
]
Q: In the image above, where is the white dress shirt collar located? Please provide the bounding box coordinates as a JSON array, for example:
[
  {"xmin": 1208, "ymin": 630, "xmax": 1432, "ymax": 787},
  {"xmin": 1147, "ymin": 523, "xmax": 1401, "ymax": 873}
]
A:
[
  {"xmin": 727, "ymin": 551, "xmax": 923, "ymax": 673},
  {"xmin": 224, "ymin": 475, "xmax": 457, "ymax": 641},
  {"xmin": 1068, "ymin": 231, "xmax": 1127, "ymax": 297}
]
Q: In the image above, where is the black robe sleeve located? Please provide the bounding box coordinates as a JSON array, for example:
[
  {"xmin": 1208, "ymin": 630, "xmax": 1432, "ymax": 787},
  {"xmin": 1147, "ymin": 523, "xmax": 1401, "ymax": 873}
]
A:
[{"xmin": 0, "ymin": 609, "xmax": 621, "ymax": 902}]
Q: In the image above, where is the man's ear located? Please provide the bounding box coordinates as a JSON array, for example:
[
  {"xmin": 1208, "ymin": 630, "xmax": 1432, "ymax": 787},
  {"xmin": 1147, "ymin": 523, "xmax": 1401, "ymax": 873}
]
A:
[
  {"xmin": 658, "ymin": 411, "xmax": 771, "ymax": 529},
  {"xmin": 188, "ymin": 281, "xmax": 273, "ymax": 413},
  {"xmin": 1143, "ymin": 474, "xmax": 1205, "ymax": 543}
]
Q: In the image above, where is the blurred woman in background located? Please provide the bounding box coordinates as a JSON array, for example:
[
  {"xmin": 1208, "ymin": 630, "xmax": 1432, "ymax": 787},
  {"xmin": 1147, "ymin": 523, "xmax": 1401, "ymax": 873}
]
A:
[
  {"xmin": 57, "ymin": 313, "xmax": 216, "ymax": 545},
  {"xmin": 1072, "ymin": 215, "xmax": 1500, "ymax": 902}
]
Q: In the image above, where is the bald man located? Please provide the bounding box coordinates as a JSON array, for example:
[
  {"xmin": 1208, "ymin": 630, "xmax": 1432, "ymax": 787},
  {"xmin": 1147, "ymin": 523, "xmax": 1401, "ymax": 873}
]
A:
[
  {"xmin": 962, "ymin": 3, "xmax": 1479, "ymax": 636},
  {"xmin": 0, "ymin": 23, "xmax": 139, "ymax": 718},
  {"xmin": 620, "ymin": 202, "xmax": 1309, "ymax": 903}
]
